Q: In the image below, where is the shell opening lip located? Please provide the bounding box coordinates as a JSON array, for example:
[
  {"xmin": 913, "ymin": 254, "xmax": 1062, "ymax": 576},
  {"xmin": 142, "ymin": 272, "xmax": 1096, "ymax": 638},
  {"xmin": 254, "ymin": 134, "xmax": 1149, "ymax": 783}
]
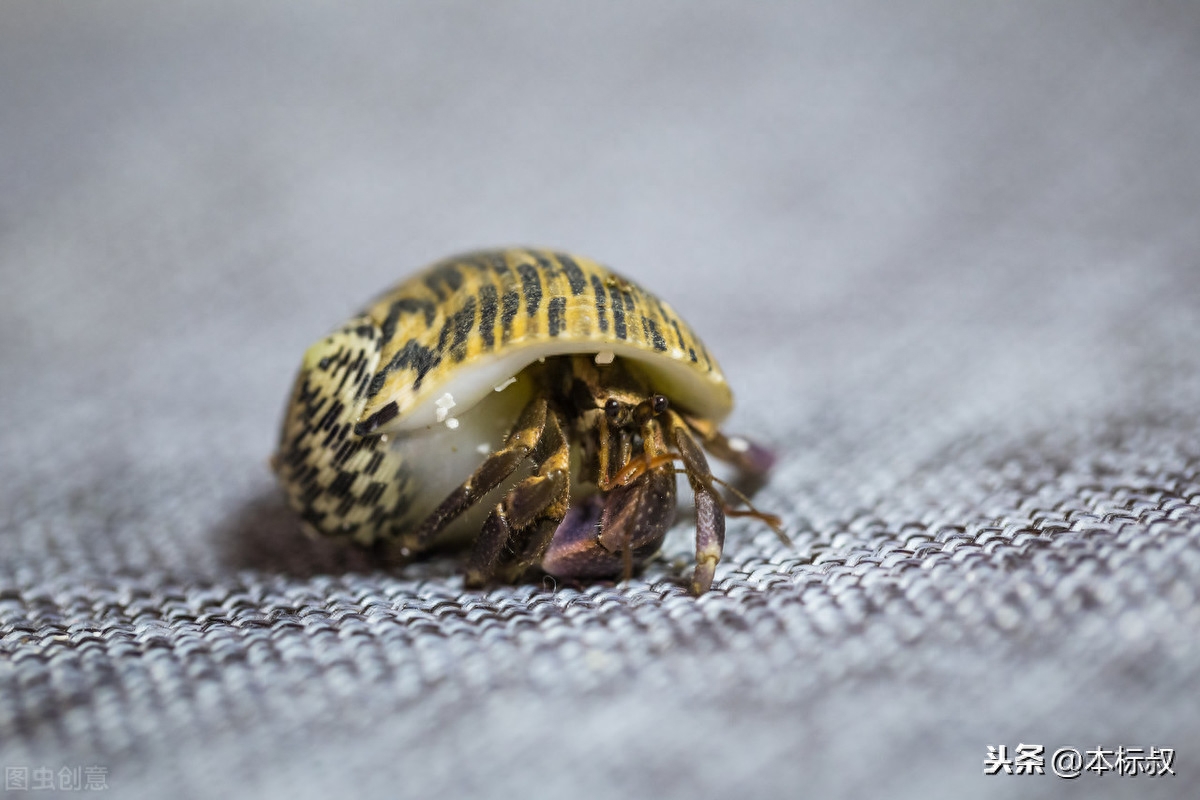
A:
[{"xmin": 366, "ymin": 341, "xmax": 732, "ymax": 435}]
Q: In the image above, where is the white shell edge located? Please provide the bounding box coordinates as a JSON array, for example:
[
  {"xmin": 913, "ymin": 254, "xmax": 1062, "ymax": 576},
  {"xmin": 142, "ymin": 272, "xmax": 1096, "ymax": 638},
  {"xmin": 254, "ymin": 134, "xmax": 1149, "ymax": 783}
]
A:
[{"xmin": 379, "ymin": 340, "xmax": 731, "ymax": 433}]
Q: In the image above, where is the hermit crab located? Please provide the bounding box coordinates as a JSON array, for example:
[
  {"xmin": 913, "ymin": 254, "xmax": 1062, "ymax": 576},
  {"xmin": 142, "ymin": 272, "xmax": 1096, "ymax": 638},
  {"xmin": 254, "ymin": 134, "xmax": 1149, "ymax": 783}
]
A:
[{"xmin": 273, "ymin": 248, "xmax": 783, "ymax": 594}]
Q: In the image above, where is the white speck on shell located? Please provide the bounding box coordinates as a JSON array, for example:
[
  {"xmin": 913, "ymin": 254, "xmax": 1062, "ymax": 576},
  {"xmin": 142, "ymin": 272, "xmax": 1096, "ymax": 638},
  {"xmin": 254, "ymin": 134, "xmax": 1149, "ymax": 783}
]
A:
[
  {"xmin": 537, "ymin": 357, "xmax": 546, "ymax": 363},
  {"xmin": 445, "ymin": 417, "xmax": 460, "ymax": 430},
  {"xmin": 476, "ymin": 443, "xmax": 491, "ymax": 455},
  {"xmin": 493, "ymin": 377, "xmax": 518, "ymax": 392},
  {"xmin": 379, "ymin": 434, "xmax": 389, "ymax": 443},
  {"xmin": 594, "ymin": 350, "xmax": 615, "ymax": 365},
  {"xmin": 728, "ymin": 436, "xmax": 750, "ymax": 453},
  {"xmin": 435, "ymin": 392, "xmax": 457, "ymax": 422}
]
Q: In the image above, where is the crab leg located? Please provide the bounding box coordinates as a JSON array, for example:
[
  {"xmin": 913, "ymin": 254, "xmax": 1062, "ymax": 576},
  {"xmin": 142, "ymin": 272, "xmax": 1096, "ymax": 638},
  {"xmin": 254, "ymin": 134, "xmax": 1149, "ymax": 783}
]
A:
[
  {"xmin": 403, "ymin": 396, "xmax": 547, "ymax": 552},
  {"xmin": 465, "ymin": 409, "xmax": 572, "ymax": 587},
  {"xmin": 681, "ymin": 413, "xmax": 776, "ymax": 477},
  {"xmin": 668, "ymin": 413, "xmax": 726, "ymax": 595}
]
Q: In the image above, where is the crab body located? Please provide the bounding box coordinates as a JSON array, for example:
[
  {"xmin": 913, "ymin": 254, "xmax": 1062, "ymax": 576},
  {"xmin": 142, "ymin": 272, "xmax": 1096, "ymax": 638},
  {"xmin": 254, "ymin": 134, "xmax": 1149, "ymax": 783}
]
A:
[{"xmin": 274, "ymin": 248, "xmax": 776, "ymax": 594}]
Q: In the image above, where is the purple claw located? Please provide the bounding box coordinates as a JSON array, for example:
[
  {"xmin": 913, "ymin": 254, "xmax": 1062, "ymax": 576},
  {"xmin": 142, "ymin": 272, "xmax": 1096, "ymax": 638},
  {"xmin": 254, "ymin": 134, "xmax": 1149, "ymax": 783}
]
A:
[
  {"xmin": 539, "ymin": 494, "xmax": 608, "ymax": 579},
  {"xmin": 541, "ymin": 467, "xmax": 677, "ymax": 581},
  {"xmin": 738, "ymin": 439, "xmax": 776, "ymax": 475}
]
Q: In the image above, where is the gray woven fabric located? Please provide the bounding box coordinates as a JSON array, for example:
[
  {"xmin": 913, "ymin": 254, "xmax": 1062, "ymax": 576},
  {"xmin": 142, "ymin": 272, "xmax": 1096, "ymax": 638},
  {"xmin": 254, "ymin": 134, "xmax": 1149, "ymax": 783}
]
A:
[{"xmin": 3, "ymin": 3, "xmax": 1200, "ymax": 798}]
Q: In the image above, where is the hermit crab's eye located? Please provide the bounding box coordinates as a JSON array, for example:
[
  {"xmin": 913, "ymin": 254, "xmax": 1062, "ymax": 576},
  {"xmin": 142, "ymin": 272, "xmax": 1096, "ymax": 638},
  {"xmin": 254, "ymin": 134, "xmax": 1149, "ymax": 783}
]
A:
[
  {"xmin": 652, "ymin": 395, "xmax": 669, "ymax": 415},
  {"xmin": 604, "ymin": 398, "xmax": 622, "ymax": 418}
]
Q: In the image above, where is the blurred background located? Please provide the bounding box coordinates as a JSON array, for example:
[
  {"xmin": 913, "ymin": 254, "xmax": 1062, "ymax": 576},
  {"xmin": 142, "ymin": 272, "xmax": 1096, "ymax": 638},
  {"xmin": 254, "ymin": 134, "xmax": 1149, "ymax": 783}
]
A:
[{"xmin": 3, "ymin": 3, "xmax": 1200, "ymax": 798}]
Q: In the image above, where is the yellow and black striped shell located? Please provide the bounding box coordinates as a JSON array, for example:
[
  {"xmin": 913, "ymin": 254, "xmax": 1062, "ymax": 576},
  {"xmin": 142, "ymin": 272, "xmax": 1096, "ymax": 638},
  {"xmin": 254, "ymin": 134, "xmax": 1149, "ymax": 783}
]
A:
[{"xmin": 274, "ymin": 247, "xmax": 733, "ymax": 545}]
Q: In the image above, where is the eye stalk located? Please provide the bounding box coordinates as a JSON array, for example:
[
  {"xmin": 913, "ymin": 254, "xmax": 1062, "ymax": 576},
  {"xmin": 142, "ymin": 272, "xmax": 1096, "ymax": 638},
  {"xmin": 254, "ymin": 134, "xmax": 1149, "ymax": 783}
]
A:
[
  {"xmin": 604, "ymin": 398, "xmax": 622, "ymax": 418},
  {"xmin": 651, "ymin": 394, "xmax": 669, "ymax": 415}
]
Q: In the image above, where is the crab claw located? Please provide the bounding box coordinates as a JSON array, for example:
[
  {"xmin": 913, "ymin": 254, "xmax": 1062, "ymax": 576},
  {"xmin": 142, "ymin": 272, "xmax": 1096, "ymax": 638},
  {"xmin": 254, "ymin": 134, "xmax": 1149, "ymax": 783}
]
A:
[
  {"xmin": 540, "ymin": 466, "xmax": 677, "ymax": 581},
  {"xmin": 688, "ymin": 485, "xmax": 724, "ymax": 595}
]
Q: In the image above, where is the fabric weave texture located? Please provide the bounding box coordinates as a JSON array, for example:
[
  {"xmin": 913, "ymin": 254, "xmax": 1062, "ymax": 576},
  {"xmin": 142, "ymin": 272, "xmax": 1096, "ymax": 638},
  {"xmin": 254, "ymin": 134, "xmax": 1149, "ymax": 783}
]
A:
[{"xmin": 2, "ymin": 4, "xmax": 1199, "ymax": 798}]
